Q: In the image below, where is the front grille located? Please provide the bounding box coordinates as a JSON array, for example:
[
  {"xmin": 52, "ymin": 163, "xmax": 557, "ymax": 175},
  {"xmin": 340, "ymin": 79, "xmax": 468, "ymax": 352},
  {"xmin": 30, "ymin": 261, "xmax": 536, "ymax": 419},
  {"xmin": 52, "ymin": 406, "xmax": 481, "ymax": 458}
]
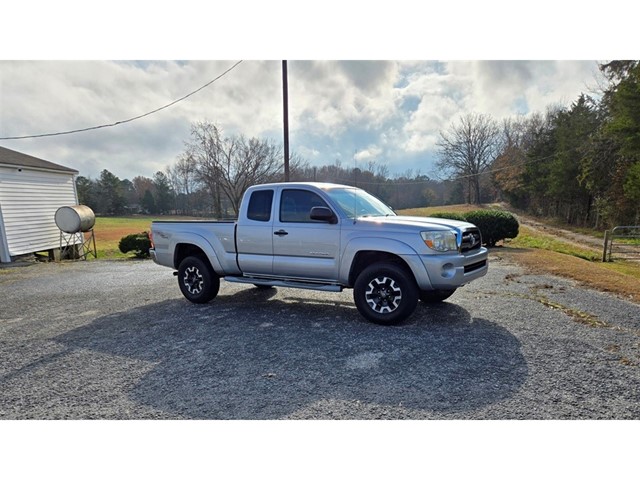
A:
[
  {"xmin": 460, "ymin": 228, "xmax": 482, "ymax": 252},
  {"xmin": 464, "ymin": 260, "xmax": 487, "ymax": 273}
]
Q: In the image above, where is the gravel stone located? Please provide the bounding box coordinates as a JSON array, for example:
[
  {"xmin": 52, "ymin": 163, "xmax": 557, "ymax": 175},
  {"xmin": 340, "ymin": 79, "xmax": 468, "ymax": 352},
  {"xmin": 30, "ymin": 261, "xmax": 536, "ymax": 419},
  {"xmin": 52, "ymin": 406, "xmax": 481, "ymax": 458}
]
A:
[{"xmin": 1, "ymin": 254, "xmax": 639, "ymax": 419}]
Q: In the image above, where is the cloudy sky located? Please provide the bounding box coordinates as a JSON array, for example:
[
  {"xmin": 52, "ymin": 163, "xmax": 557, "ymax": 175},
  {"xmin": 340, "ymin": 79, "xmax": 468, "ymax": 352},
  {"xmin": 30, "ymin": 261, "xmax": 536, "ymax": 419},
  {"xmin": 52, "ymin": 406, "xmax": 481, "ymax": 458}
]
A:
[{"xmin": 0, "ymin": 60, "xmax": 602, "ymax": 181}]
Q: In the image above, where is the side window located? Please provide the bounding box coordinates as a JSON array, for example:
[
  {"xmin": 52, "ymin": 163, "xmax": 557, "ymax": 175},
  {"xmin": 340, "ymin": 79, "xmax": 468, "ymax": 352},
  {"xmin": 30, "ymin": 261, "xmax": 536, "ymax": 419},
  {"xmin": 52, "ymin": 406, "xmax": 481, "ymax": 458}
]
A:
[
  {"xmin": 280, "ymin": 189, "xmax": 330, "ymax": 223},
  {"xmin": 247, "ymin": 189, "xmax": 274, "ymax": 222}
]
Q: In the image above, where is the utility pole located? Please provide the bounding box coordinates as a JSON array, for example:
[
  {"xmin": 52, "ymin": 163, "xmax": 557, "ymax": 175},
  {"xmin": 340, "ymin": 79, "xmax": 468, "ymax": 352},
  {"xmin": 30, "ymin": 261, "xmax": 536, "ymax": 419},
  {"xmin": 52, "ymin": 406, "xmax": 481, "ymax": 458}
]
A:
[{"xmin": 282, "ymin": 60, "xmax": 290, "ymax": 182}]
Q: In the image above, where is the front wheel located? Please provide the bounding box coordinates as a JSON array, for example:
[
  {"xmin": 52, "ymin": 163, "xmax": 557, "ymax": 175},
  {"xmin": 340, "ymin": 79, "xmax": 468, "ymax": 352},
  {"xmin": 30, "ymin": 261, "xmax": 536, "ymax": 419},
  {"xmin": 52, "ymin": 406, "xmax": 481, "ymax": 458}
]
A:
[
  {"xmin": 177, "ymin": 256, "xmax": 220, "ymax": 303},
  {"xmin": 353, "ymin": 262, "xmax": 419, "ymax": 325}
]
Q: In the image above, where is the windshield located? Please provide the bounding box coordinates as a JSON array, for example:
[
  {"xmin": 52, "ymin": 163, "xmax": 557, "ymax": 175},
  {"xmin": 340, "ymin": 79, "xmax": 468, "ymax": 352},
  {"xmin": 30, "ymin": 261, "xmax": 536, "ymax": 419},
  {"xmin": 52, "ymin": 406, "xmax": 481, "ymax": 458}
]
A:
[{"xmin": 325, "ymin": 188, "xmax": 395, "ymax": 218}]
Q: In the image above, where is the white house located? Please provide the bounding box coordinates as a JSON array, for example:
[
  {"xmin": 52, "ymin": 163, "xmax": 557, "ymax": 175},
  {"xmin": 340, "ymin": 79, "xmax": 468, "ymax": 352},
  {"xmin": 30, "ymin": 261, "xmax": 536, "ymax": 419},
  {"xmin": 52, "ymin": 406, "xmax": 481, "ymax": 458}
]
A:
[{"xmin": 0, "ymin": 146, "xmax": 79, "ymax": 263}]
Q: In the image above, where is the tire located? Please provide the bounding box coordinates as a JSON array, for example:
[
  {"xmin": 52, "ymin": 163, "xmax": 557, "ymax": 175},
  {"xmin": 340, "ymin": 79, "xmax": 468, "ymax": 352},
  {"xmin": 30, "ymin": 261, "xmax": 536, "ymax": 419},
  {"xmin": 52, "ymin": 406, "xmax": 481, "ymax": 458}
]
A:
[
  {"xmin": 419, "ymin": 289, "xmax": 456, "ymax": 303},
  {"xmin": 353, "ymin": 262, "xmax": 419, "ymax": 325},
  {"xmin": 177, "ymin": 256, "xmax": 220, "ymax": 304}
]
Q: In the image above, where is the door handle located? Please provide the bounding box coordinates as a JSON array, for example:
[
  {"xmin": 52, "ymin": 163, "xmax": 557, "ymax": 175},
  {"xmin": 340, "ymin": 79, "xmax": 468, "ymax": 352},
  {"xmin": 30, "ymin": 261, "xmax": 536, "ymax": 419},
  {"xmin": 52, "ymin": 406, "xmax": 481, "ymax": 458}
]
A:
[{"xmin": 274, "ymin": 230, "xmax": 289, "ymax": 236}]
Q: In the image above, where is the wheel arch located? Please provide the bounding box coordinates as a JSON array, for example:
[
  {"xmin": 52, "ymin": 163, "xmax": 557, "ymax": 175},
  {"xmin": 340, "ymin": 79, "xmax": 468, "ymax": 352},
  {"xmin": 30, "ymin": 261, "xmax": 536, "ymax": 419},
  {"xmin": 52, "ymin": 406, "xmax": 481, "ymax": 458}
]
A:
[
  {"xmin": 348, "ymin": 251, "xmax": 413, "ymax": 286},
  {"xmin": 172, "ymin": 236, "xmax": 221, "ymax": 275},
  {"xmin": 342, "ymin": 238, "xmax": 432, "ymax": 290}
]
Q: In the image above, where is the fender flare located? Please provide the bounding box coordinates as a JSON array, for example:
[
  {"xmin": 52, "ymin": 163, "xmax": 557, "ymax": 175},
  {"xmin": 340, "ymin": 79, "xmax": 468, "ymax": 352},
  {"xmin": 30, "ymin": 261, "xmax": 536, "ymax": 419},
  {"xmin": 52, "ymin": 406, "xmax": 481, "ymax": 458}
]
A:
[
  {"xmin": 170, "ymin": 232, "xmax": 224, "ymax": 275},
  {"xmin": 339, "ymin": 237, "xmax": 433, "ymax": 290}
]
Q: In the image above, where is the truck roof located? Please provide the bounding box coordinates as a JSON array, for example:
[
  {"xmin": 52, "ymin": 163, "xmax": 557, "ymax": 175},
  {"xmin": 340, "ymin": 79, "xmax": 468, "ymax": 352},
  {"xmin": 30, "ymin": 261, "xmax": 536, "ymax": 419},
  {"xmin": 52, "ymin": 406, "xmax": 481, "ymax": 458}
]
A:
[{"xmin": 248, "ymin": 182, "xmax": 356, "ymax": 190}]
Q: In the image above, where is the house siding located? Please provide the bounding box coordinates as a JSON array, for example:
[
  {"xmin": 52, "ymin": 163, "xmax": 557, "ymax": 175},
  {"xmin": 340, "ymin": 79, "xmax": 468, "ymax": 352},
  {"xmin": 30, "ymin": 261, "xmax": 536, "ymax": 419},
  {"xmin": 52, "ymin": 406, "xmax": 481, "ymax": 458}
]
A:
[{"xmin": 0, "ymin": 166, "xmax": 78, "ymax": 258}]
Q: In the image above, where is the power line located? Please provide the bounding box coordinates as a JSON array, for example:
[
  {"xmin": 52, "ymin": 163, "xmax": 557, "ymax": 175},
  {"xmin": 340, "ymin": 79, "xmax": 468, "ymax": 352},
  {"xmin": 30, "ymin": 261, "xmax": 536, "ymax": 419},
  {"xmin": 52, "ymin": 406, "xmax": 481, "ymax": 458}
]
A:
[{"xmin": 0, "ymin": 60, "xmax": 244, "ymax": 140}]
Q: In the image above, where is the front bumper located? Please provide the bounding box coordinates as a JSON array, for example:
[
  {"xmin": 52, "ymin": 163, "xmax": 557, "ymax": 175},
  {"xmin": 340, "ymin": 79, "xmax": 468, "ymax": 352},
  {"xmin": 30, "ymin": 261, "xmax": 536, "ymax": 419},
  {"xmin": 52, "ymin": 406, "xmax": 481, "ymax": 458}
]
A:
[{"xmin": 415, "ymin": 247, "xmax": 488, "ymax": 290}]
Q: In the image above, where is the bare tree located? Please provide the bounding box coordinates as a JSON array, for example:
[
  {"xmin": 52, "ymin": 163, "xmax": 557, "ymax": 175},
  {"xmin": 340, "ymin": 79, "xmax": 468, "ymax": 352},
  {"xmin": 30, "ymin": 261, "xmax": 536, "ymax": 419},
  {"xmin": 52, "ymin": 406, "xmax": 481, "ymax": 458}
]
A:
[
  {"xmin": 168, "ymin": 153, "xmax": 199, "ymax": 215},
  {"xmin": 132, "ymin": 176, "xmax": 155, "ymax": 198},
  {"xmin": 287, "ymin": 152, "xmax": 311, "ymax": 181},
  {"xmin": 164, "ymin": 165, "xmax": 181, "ymax": 213},
  {"xmin": 186, "ymin": 121, "xmax": 284, "ymax": 216},
  {"xmin": 222, "ymin": 135, "xmax": 283, "ymax": 213},
  {"xmin": 436, "ymin": 113, "xmax": 502, "ymax": 204},
  {"xmin": 184, "ymin": 122, "xmax": 223, "ymax": 217}
]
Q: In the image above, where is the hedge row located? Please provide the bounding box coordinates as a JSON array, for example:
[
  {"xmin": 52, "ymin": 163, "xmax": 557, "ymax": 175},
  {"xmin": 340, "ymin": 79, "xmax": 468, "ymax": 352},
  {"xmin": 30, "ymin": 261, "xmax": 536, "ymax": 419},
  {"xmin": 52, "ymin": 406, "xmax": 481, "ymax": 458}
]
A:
[
  {"xmin": 429, "ymin": 210, "xmax": 519, "ymax": 247},
  {"xmin": 429, "ymin": 212, "xmax": 468, "ymax": 222}
]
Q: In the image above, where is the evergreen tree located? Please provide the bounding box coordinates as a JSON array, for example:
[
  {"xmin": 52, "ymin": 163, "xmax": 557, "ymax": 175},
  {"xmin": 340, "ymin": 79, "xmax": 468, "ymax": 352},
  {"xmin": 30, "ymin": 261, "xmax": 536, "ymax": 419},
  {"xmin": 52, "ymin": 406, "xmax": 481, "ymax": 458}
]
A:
[
  {"xmin": 96, "ymin": 169, "xmax": 126, "ymax": 215},
  {"xmin": 153, "ymin": 171, "xmax": 174, "ymax": 214},
  {"xmin": 141, "ymin": 189, "xmax": 157, "ymax": 214},
  {"xmin": 75, "ymin": 176, "xmax": 98, "ymax": 210},
  {"xmin": 547, "ymin": 95, "xmax": 599, "ymax": 223}
]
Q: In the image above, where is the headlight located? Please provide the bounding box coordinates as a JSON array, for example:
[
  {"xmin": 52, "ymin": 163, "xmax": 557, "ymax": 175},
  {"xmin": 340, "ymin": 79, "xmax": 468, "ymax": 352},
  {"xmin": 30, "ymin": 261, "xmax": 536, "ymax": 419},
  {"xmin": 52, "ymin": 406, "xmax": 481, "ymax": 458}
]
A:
[{"xmin": 421, "ymin": 231, "xmax": 458, "ymax": 252}]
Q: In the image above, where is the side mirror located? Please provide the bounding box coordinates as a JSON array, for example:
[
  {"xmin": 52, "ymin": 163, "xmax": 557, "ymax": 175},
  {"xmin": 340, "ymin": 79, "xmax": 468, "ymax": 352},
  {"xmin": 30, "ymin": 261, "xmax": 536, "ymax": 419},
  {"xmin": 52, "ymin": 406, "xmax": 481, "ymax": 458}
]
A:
[{"xmin": 310, "ymin": 206, "xmax": 338, "ymax": 224}]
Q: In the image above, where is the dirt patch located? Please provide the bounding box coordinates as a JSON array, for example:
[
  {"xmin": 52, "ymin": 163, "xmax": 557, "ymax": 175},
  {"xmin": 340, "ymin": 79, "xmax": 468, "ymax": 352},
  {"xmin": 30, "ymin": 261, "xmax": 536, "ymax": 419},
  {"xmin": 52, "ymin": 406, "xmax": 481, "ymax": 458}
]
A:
[{"xmin": 94, "ymin": 226, "xmax": 149, "ymax": 243}]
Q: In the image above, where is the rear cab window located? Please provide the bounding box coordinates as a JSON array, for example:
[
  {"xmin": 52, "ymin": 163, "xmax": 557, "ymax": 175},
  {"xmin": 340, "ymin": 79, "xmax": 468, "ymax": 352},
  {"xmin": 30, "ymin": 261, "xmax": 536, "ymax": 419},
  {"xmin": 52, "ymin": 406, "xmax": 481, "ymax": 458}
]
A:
[{"xmin": 247, "ymin": 189, "xmax": 274, "ymax": 221}]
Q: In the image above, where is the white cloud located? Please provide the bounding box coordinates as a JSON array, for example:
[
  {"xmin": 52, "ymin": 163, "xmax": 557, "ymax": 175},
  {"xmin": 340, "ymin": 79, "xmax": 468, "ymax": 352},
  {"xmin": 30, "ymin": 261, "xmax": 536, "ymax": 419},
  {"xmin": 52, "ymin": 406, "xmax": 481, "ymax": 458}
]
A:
[
  {"xmin": 288, "ymin": 61, "xmax": 400, "ymax": 135},
  {"xmin": 296, "ymin": 145, "xmax": 321, "ymax": 159},
  {"xmin": 0, "ymin": 60, "xmax": 601, "ymax": 179},
  {"xmin": 385, "ymin": 60, "xmax": 600, "ymax": 159},
  {"xmin": 354, "ymin": 146, "xmax": 383, "ymax": 162},
  {"xmin": 445, "ymin": 60, "xmax": 599, "ymax": 118}
]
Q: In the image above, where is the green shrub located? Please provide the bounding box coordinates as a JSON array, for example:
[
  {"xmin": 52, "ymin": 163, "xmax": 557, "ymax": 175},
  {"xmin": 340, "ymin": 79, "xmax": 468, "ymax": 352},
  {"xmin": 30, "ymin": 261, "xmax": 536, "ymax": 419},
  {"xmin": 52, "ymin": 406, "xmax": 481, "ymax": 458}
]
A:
[
  {"xmin": 428, "ymin": 212, "xmax": 469, "ymax": 222},
  {"xmin": 118, "ymin": 231, "xmax": 151, "ymax": 258},
  {"xmin": 465, "ymin": 210, "xmax": 519, "ymax": 247},
  {"xmin": 425, "ymin": 210, "xmax": 519, "ymax": 247}
]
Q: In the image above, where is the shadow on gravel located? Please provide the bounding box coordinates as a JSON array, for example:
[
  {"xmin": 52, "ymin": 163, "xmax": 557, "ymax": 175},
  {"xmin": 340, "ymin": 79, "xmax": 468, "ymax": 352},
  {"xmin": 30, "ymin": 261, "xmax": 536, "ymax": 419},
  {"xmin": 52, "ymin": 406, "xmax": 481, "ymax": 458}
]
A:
[{"xmin": 54, "ymin": 287, "xmax": 528, "ymax": 419}]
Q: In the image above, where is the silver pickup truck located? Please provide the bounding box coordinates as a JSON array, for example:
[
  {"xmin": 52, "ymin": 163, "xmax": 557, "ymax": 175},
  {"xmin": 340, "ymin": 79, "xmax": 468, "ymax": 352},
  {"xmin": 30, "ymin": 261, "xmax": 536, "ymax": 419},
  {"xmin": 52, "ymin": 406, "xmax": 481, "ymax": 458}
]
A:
[{"xmin": 150, "ymin": 182, "xmax": 488, "ymax": 325}]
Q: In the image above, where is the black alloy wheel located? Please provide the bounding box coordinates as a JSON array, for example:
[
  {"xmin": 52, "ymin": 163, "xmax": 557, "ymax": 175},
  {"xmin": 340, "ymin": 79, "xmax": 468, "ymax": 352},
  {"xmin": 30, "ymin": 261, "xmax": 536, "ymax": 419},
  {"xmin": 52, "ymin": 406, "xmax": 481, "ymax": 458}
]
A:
[
  {"xmin": 353, "ymin": 262, "xmax": 419, "ymax": 325},
  {"xmin": 177, "ymin": 255, "xmax": 220, "ymax": 303}
]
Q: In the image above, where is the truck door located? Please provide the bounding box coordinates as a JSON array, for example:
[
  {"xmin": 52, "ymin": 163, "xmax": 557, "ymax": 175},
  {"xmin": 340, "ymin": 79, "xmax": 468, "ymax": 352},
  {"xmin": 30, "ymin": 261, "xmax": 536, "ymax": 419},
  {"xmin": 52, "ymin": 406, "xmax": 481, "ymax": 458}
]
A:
[
  {"xmin": 272, "ymin": 188, "xmax": 341, "ymax": 281},
  {"xmin": 236, "ymin": 188, "xmax": 274, "ymax": 275}
]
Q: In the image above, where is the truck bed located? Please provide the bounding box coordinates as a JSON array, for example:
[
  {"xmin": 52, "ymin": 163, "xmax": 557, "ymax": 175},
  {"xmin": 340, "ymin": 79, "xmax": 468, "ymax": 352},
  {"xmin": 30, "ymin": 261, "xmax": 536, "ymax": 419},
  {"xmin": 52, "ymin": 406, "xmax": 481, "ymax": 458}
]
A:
[{"xmin": 150, "ymin": 220, "xmax": 240, "ymax": 274}]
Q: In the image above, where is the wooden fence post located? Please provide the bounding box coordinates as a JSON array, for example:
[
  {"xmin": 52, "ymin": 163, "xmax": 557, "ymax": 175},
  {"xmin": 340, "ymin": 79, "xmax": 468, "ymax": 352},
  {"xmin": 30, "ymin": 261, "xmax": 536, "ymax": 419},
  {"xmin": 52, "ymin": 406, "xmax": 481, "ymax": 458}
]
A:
[{"xmin": 602, "ymin": 230, "xmax": 610, "ymax": 262}]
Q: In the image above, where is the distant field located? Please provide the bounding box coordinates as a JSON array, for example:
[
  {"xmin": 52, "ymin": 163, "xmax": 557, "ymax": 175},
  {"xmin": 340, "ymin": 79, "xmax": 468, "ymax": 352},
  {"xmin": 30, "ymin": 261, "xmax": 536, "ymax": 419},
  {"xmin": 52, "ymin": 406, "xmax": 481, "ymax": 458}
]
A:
[{"xmin": 92, "ymin": 215, "xmax": 200, "ymax": 259}]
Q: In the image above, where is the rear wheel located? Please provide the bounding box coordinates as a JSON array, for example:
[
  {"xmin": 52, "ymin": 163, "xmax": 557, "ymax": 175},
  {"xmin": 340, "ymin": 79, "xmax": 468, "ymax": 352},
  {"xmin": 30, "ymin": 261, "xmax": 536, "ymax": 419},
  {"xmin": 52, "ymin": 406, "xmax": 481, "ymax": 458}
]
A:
[
  {"xmin": 353, "ymin": 262, "xmax": 419, "ymax": 325},
  {"xmin": 177, "ymin": 256, "xmax": 219, "ymax": 303},
  {"xmin": 419, "ymin": 289, "xmax": 456, "ymax": 303}
]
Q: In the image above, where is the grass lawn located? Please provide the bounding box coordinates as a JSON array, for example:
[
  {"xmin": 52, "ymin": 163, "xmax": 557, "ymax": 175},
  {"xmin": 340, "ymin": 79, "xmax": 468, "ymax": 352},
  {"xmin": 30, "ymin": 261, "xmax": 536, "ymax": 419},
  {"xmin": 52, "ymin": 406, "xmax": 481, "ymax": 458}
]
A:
[{"xmin": 508, "ymin": 225, "xmax": 601, "ymax": 262}]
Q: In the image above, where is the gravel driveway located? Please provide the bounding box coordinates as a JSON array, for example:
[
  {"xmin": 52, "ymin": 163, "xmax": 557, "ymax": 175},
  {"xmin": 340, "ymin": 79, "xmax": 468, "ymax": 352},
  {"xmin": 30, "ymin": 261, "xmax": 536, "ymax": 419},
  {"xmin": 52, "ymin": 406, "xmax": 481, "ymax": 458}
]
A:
[{"xmin": 1, "ymin": 254, "xmax": 639, "ymax": 419}]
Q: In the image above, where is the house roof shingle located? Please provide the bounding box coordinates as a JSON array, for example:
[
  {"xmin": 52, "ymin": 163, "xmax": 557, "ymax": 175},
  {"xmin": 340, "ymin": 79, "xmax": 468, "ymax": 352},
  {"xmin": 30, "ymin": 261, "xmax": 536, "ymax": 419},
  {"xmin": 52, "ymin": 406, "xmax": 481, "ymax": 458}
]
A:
[{"xmin": 0, "ymin": 145, "xmax": 78, "ymax": 174}]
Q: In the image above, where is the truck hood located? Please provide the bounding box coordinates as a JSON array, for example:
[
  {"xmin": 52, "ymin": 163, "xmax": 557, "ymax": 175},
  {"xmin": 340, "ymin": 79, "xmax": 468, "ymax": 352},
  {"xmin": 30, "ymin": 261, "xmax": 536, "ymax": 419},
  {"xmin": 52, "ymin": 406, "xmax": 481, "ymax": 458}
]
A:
[{"xmin": 356, "ymin": 215, "xmax": 476, "ymax": 232}]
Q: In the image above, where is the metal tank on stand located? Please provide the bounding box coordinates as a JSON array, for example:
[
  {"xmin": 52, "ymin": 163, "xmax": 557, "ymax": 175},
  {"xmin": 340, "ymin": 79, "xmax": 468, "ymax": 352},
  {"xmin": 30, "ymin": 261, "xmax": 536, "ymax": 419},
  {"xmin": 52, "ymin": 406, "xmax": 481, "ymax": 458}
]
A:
[{"xmin": 54, "ymin": 205, "xmax": 97, "ymax": 259}]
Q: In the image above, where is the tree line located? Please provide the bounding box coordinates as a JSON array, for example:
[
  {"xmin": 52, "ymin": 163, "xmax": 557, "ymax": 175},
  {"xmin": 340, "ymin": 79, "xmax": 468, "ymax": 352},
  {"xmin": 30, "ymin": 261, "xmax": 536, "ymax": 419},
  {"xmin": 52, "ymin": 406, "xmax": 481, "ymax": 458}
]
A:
[
  {"xmin": 76, "ymin": 121, "xmax": 463, "ymax": 217},
  {"xmin": 77, "ymin": 61, "xmax": 640, "ymax": 228}
]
